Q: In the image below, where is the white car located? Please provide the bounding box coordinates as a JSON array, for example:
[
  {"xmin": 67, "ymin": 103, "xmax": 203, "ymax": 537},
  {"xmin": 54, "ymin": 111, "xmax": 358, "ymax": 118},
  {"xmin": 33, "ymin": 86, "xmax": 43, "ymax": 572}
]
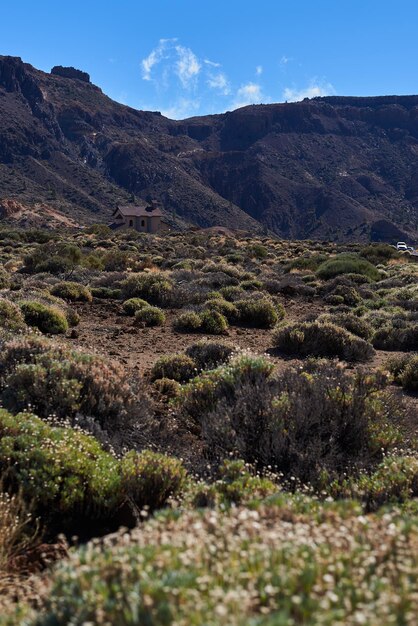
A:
[{"xmin": 396, "ymin": 242, "xmax": 408, "ymax": 251}]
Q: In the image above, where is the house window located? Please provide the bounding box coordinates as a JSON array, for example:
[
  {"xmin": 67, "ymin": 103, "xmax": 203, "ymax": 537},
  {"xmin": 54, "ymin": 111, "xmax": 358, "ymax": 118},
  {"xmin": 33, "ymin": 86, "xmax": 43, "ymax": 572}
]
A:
[
  {"xmin": 141, "ymin": 219, "xmax": 145, "ymax": 227},
  {"xmin": 129, "ymin": 219, "xmax": 133, "ymax": 227}
]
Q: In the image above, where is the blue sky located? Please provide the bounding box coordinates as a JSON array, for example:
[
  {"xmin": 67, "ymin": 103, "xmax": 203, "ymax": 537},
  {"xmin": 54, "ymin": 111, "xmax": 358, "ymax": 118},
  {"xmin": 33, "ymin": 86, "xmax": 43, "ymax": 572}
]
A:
[{"xmin": 2, "ymin": 1, "xmax": 418, "ymax": 118}]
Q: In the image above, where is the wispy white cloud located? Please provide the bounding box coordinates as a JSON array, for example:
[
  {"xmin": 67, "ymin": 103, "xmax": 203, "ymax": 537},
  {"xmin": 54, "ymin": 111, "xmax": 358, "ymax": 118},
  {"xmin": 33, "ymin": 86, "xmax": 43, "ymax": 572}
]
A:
[
  {"xmin": 232, "ymin": 82, "xmax": 265, "ymax": 109},
  {"xmin": 207, "ymin": 72, "xmax": 230, "ymax": 95},
  {"xmin": 141, "ymin": 38, "xmax": 177, "ymax": 80},
  {"xmin": 283, "ymin": 79, "xmax": 335, "ymax": 102},
  {"xmin": 175, "ymin": 45, "xmax": 201, "ymax": 88},
  {"xmin": 140, "ymin": 39, "xmax": 274, "ymax": 117},
  {"xmin": 204, "ymin": 59, "xmax": 221, "ymax": 68}
]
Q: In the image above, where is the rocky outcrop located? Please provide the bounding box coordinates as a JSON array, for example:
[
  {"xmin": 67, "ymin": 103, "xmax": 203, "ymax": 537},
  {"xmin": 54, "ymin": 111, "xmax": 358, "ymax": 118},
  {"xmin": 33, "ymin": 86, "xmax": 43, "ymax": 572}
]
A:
[{"xmin": 51, "ymin": 66, "xmax": 90, "ymax": 83}]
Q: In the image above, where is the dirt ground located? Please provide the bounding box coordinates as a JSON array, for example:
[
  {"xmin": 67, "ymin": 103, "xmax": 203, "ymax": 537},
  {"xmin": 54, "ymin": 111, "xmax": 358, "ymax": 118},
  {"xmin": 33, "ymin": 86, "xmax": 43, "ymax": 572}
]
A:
[{"xmin": 65, "ymin": 298, "xmax": 325, "ymax": 374}]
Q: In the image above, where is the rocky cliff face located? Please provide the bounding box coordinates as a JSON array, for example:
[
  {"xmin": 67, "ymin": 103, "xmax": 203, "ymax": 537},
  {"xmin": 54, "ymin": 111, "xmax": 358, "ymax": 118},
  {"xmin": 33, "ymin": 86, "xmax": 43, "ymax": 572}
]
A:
[{"xmin": 0, "ymin": 55, "xmax": 417, "ymax": 241}]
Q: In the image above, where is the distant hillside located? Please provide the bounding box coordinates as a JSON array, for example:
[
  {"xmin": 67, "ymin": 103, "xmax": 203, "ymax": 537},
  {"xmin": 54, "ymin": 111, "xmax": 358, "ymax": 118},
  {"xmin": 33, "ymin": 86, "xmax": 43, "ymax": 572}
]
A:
[{"xmin": 0, "ymin": 55, "xmax": 417, "ymax": 242}]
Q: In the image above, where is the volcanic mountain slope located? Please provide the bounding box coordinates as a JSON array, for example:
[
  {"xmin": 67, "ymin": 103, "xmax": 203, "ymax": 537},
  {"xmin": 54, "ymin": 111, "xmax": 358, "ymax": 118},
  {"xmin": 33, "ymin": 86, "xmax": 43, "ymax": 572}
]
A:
[{"xmin": 0, "ymin": 55, "xmax": 418, "ymax": 241}]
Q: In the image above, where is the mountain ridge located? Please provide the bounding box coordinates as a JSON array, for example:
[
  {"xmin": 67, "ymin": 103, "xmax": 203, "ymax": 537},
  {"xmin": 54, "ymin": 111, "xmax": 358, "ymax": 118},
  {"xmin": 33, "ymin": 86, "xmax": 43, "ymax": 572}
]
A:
[{"xmin": 0, "ymin": 55, "xmax": 417, "ymax": 241}]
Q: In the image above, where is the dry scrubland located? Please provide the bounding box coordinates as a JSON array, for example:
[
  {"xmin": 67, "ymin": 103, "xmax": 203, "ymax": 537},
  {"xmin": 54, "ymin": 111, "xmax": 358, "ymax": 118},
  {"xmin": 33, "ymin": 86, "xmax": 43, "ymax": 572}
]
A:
[{"xmin": 0, "ymin": 224, "xmax": 416, "ymax": 625}]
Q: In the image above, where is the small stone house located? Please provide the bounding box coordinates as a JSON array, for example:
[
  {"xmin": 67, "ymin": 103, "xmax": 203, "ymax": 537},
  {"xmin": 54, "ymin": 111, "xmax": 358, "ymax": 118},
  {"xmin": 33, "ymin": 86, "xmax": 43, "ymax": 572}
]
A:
[{"xmin": 111, "ymin": 203, "xmax": 168, "ymax": 233}]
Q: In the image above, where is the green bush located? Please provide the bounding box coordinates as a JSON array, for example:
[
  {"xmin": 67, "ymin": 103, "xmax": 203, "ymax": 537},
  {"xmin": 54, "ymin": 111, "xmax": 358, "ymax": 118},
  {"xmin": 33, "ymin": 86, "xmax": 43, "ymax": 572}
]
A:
[
  {"xmin": 178, "ymin": 357, "xmax": 400, "ymax": 483},
  {"xmin": 317, "ymin": 254, "xmax": 380, "ymax": 281},
  {"xmin": 122, "ymin": 297, "xmax": 149, "ymax": 316},
  {"xmin": 24, "ymin": 243, "xmax": 82, "ymax": 275},
  {"xmin": 318, "ymin": 312, "xmax": 373, "ymax": 340},
  {"xmin": 328, "ymin": 456, "xmax": 418, "ymax": 510},
  {"xmin": 287, "ymin": 254, "xmax": 328, "ymax": 272},
  {"xmin": 200, "ymin": 309, "xmax": 228, "ymax": 334},
  {"xmin": 173, "ymin": 311, "xmax": 203, "ymax": 332},
  {"xmin": 19, "ymin": 301, "xmax": 68, "ymax": 334},
  {"xmin": 0, "ymin": 411, "xmax": 186, "ymax": 538},
  {"xmin": 191, "ymin": 459, "xmax": 277, "ymax": 508},
  {"xmin": 0, "ymin": 336, "xmax": 142, "ymax": 431},
  {"xmin": 185, "ymin": 340, "xmax": 234, "ymax": 371},
  {"xmin": 91, "ymin": 287, "xmax": 122, "ymax": 299},
  {"xmin": 324, "ymin": 284, "xmax": 361, "ymax": 306},
  {"xmin": 178, "ymin": 354, "xmax": 274, "ymax": 424},
  {"xmin": 373, "ymin": 324, "xmax": 418, "ymax": 351},
  {"xmin": 219, "ymin": 285, "xmax": 244, "ymax": 301},
  {"xmin": 0, "ymin": 299, "xmax": 25, "ymax": 331},
  {"xmin": 151, "ymin": 354, "xmax": 197, "ymax": 383},
  {"xmin": 121, "ymin": 450, "xmax": 186, "ymax": 511},
  {"xmin": 152, "ymin": 377, "xmax": 182, "ymax": 398},
  {"xmin": 273, "ymin": 321, "xmax": 375, "ymax": 362},
  {"xmin": 203, "ymin": 298, "xmax": 238, "ymax": 321},
  {"xmin": 235, "ymin": 298, "xmax": 282, "ymax": 328},
  {"xmin": 360, "ymin": 243, "xmax": 400, "ymax": 265},
  {"xmin": 50, "ymin": 281, "xmax": 92, "ymax": 303},
  {"xmin": 134, "ymin": 306, "xmax": 165, "ymax": 327},
  {"xmin": 122, "ymin": 272, "xmax": 173, "ymax": 306},
  {"xmin": 387, "ymin": 353, "xmax": 418, "ymax": 391},
  {"xmin": 0, "ymin": 267, "xmax": 10, "ymax": 289},
  {"xmin": 26, "ymin": 502, "xmax": 416, "ymax": 626},
  {"xmin": 0, "ymin": 410, "xmax": 123, "ymax": 537}
]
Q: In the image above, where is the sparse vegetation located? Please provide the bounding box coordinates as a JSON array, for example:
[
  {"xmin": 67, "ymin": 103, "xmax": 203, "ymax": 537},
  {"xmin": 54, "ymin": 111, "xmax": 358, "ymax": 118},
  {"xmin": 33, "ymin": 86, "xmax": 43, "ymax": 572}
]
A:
[{"xmin": 0, "ymin": 227, "xmax": 416, "ymax": 625}]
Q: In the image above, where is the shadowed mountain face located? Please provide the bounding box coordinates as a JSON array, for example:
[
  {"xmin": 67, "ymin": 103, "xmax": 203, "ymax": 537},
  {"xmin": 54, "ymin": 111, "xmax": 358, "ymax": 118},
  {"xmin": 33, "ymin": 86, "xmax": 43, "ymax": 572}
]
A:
[{"xmin": 1, "ymin": 55, "xmax": 417, "ymax": 241}]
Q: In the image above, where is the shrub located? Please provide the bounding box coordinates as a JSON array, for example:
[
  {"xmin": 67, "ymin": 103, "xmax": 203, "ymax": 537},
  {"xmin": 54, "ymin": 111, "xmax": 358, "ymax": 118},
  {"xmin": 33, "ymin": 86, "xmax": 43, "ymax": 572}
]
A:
[
  {"xmin": 272, "ymin": 321, "xmax": 375, "ymax": 362},
  {"xmin": 0, "ymin": 412, "xmax": 185, "ymax": 539},
  {"xmin": 152, "ymin": 377, "xmax": 181, "ymax": 399},
  {"xmin": 0, "ymin": 491, "xmax": 34, "ymax": 578},
  {"xmin": 0, "ymin": 267, "xmax": 10, "ymax": 290},
  {"xmin": 200, "ymin": 309, "xmax": 228, "ymax": 334},
  {"xmin": 219, "ymin": 285, "xmax": 244, "ymax": 301},
  {"xmin": 317, "ymin": 254, "xmax": 380, "ymax": 281},
  {"xmin": 179, "ymin": 358, "xmax": 400, "ymax": 483},
  {"xmin": 360, "ymin": 243, "xmax": 399, "ymax": 265},
  {"xmin": 173, "ymin": 310, "xmax": 203, "ymax": 332},
  {"xmin": 27, "ymin": 503, "xmax": 417, "ymax": 626},
  {"xmin": 50, "ymin": 281, "xmax": 92, "ymax": 303},
  {"xmin": 328, "ymin": 456, "xmax": 418, "ymax": 510},
  {"xmin": 19, "ymin": 301, "xmax": 68, "ymax": 334},
  {"xmin": 235, "ymin": 298, "xmax": 282, "ymax": 328},
  {"xmin": 373, "ymin": 323, "xmax": 418, "ymax": 351},
  {"xmin": 203, "ymin": 298, "xmax": 238, "ymax": 321},
  {"xmin": 0, "ymin": 299, "xmax": 25, "ymax": 331},
  {"xmin": 91, "ymin": 287, "xmax": 122, "ymax": 299},
  {"xmin": 287, "ymin": 254, "xmax": 328, "ymax": 272},
  {"xmin": 178, "ymin": 354, "xmax": 274, "ymax": 424},
  {"xmin": 185, "ymin": 340, "xmax": 234, "ymax": 371},
  {"xmin": 151, "ymin": 354, "xmax": 197, "ymax": 383},
  {"xmin": 324, "ymin": 284, "xmax": 361, "ymax": 306},
  {"xmin": 134, "ymin": 306, "xmax": 165, "ymax": 327},
  {"xmin": 0, "ymin": 336, "xmax": 144, "ymax": 432},
  {"xmin": 0, "ymin": 410, "xmax": 123, "ymax": 537},
  {"xmin": 191, "ymin": 460, "xmax": 277, "ymax": 508},
  {"xmin": 121, "ymin": 450, "xmax": 186, "ymax": 511},
  {"xmin": 317, "ymin": 312, "xmax": 373, "ymax": 340},
  {"xmin": 122, "ymin": 272, "xmax": 173, "ymax": 306},
  {"xmin": 24, "ymin": 243, "xmax": 82, "ymax": 275},
  {"xmin": 386, "ymin": 353, "xmax": 418, "ymax": 391},
  {"xmin": 122, "ymin": 297, "xmax": 149, "ymax": 316},
  {"xmin": 250, "ymin": 243, "xmax": 268, "ymax": 259}
]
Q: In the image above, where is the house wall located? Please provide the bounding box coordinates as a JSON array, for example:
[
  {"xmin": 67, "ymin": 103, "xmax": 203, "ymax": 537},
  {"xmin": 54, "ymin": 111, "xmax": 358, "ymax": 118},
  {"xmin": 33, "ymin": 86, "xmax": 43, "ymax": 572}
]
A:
[
  {"xmin": 113, "ymin": 210, "xmax": 163, "ymax": 233},
  {"xmin": 147, "ymin": 215, "xmax": 162, "ymax": 233},
  {"xmin": 135, "ymin": 216, "xmax": 148, "ymax": 232}
]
